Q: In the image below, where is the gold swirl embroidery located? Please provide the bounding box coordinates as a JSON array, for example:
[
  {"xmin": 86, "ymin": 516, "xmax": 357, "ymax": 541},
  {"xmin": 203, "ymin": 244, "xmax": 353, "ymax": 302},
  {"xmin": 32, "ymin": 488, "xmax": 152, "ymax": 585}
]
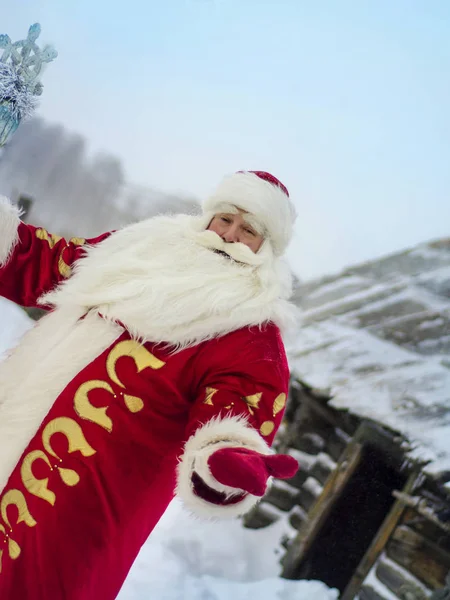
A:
[
  {"xmin": 0, "ymin": 489, "xmax": 37, "ymax": 561},
  {"xmin": 0, "ymin": 522, "xmax": 20, "ymax": 562},
  {"xmin": 58, "ymin": 252, "xmax": 72, "ymax": 279},
  {"xmin": 273, "ymin": 393, "xmax": 287, "ymax": 417},
  {"xmin": 203, "ymin": 387, "xmax": 218, "ymax": 406},
  {"xmin": 58, "ymin": 235, "xmax": 85, "ymax": 279},
  {"xmin": 69, "ymin": 237, "xmax": 86, "ymax": 246},
  {"xmin": 1, "ymin": 489, "xmax": 37, "ymax": 530},
  {"xmin": 106, "ymin": 340, "xmax": 165, "ymax": 413},
  {"xmin": 74, "ymin": 379, "xmax": 116, "ymax": 432},
  {"xmin": 42, "ymin": 417, "xmax": 96, "ymax": 461},
  {"xmin": 242, "ymin": 393, "xmax": 262, "ymax": 416},
  {"xmin": 35, "ymin": 228, "xmax": 62, "ymax": 249},
  {"xmin": 21, "ymin": 450, "xmax": 56, "ymax": 506}
]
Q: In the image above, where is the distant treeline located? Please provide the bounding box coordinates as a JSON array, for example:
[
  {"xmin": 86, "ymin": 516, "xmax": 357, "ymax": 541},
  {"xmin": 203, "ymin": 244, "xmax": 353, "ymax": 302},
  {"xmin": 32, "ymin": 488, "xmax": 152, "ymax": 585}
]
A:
[{"xmin": 0, "ymin": 117, "xmax": 199, "ymax": 237}]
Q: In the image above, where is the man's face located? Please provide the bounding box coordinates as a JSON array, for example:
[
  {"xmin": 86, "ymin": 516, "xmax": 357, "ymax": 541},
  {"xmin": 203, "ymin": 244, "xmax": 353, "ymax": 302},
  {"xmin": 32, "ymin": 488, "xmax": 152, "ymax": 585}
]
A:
[{"xmin": 207, "ymin": 209, "xmax": 264, "ymax": 253}]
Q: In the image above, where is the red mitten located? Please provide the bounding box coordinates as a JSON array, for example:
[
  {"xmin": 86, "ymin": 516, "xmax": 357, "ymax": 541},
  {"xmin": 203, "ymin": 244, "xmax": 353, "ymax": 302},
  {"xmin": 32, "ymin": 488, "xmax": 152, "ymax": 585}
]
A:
[{"xmin": 208, "ymin": 447, "xmax": 298, "ymax": 497}]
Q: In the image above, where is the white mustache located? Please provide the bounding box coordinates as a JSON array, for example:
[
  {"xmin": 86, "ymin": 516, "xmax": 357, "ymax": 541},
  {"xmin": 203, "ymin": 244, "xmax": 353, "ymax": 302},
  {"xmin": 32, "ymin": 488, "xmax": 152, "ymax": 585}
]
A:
[{"xmin": 192, "ymin": 230, "xmax": 265, "ymax": 267}]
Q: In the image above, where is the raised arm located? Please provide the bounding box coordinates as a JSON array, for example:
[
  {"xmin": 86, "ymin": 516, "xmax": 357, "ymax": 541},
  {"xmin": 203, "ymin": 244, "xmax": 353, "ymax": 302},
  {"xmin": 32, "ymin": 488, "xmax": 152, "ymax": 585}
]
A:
[{"xmin": 0, "ymin": 197, "xmax": 110, "ymax": 308}]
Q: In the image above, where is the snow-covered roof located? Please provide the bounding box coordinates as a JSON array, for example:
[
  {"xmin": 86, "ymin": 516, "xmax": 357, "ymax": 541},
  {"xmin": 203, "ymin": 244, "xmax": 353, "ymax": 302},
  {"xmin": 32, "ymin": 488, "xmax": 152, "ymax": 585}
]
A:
[{"xmin": 288, "ymin": 239, "xmax": 450, "ymax": 483}]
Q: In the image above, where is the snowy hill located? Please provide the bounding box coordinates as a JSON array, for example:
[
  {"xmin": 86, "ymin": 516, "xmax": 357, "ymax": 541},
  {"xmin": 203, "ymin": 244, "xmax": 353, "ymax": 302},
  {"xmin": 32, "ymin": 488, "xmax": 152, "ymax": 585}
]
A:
[{"xmin": 289, "ymin": 238, "xmax": 450, "ymax": 482}]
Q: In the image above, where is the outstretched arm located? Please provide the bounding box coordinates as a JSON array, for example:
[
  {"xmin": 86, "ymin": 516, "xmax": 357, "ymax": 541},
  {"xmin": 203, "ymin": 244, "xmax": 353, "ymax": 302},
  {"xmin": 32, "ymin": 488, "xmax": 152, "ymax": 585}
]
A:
[
  {"xmin": 176, "ymin": 326, "xmax": 298, "ymax": 518},
  {"xmin": 0, "ymin": 196, "xmax": 111, "ymax": 308}
]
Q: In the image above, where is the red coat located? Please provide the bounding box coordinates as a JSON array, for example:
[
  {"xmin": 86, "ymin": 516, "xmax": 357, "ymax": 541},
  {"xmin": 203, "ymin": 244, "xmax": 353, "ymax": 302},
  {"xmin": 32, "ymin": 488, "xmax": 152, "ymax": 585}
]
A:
[{"xmin": 0, "ymin": 215, "xmax": 290, "ymax": 599}]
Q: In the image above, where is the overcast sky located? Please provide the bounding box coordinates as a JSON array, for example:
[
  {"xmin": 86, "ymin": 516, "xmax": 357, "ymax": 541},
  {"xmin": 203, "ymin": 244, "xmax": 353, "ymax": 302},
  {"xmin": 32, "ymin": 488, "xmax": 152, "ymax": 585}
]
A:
[{"xmin": 3, "ymin": 0, "xmax": 450, "ymax": 279}]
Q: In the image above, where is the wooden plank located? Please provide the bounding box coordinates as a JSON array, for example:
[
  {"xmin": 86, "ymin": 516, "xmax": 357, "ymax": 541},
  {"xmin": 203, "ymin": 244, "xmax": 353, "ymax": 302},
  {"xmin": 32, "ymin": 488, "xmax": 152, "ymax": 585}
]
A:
[
  {"xmin": 341, "ymin": 471, "xmax": 420, "ymax": 600},
  {"xmin": 376, "ymin": 558, "xmax": 429, "ymax": 599},
  {"xmin": 294, "ymin": 385, "xmax": 354, "ymax": 434},
  {"xmin": 386, "ymin": 525, "xmax": 450, "ymax": 590},
  {"xmin": 403, "ymin": 508, "xmax": 450, "ymax": 553},
  {"xmin": 281, "ymin": 438, "xmax": 363, "ymax": 578},
  {"xmin": 358, "ymin": 585, "xmax": 391, "ymax": 600}
]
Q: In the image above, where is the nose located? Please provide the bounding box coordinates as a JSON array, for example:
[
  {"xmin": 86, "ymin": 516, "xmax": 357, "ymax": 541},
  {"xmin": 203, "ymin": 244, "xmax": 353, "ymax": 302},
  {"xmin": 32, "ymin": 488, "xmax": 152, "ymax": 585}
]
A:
[{"xmin": 222, "ymin": 224, "xmax": 239, "ymax": 243}]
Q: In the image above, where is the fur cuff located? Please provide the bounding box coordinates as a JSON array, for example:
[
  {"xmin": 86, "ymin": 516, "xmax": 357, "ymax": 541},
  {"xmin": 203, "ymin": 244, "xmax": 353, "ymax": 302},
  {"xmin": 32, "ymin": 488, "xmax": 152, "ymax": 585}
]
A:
[
  {"xmin": 0, "ymin": 196, "xmax": 21, "ymax": 267},
  {"xmin": 176, "ymin": 415, "xmax": 271, "ymax": 518}
]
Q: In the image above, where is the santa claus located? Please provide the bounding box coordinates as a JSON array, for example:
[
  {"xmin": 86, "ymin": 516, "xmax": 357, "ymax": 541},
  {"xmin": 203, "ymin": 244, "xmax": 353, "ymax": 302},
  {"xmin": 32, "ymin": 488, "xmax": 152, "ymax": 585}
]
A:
[{"xmin": 0, "ymin": 170, "xmax": 299, "ymax": 599}]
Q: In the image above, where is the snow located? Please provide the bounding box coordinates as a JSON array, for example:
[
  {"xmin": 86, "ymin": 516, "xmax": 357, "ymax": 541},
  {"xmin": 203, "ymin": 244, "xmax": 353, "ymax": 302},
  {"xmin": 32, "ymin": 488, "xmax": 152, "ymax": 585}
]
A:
[
  {"xmin": 117, "ymin": 500, "xmax": 338, "ymax": 600},
  {"xmin": 289, "ymin": 242, "xmax": 450, "ymax": 486},
  {"xmin": 289, "ymin": 320, "xmax": 450, "ymax": 478},
  {"xmin": 287, "ymin": 448, "xmax": 318, "ymax": 469},
  {"xmin": 0, "ymin": 298, "xmax": 338, "ymax": 600},
  {"xmin": 305, "ymin": 275, "xmax": 369, "ymax": 301},
  {"xmin": 362, "ymin": 562, "xmax": 401, "ymax": 600},
  {"xmin": 362, "ymin": 553, "xmax": 433, "ymax": 600},
  {"xmin": 303, "ymin": 477, "xmax": 324, "ymax": 497}
]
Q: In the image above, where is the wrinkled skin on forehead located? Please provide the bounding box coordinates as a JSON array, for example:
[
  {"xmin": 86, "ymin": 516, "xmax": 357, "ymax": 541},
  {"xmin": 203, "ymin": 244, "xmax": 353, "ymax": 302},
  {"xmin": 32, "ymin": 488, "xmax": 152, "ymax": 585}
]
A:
[{"xmin": 207, "ymin": 209, "xmax": 264, "ymax": 254}]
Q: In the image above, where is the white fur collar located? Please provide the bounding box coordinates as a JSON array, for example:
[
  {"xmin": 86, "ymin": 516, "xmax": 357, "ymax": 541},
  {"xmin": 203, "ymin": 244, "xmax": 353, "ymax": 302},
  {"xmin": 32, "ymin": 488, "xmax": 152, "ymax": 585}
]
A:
[{"xmin": 41, "ymin": 215, "xmax": 296, "ymax": 349}]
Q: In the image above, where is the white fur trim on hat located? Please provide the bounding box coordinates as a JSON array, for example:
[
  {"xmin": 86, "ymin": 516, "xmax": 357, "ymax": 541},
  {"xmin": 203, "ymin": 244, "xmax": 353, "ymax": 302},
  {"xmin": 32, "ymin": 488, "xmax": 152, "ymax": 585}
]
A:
[
  {"xmin": 203, "ymin": 172, "xmax": 296, "ymax": 256},
  {"xmin": 176, "ymin": 415, "xmax": 272, "ymax": 519},
  {"xmin": 0, "ymin": 196, "xmax": 21, "ymax": 266}
]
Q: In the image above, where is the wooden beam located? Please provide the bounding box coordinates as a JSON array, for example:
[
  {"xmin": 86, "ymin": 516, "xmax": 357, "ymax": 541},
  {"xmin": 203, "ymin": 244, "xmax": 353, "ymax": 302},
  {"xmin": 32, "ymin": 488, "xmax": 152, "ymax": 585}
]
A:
[
  {"xmin": 281, "ymin": 437, "xmax": 363, "ymax": 579},
  {"xmin": 341, "ymin": 470, "xmax": 420, "ymax": 600},
  {"xmin": 387, "ymin": 525, "xmax": 450, "ymax": 589},
  {"xmin": 376, "ymin": 556, "xmax": 430, "ymax": 599}
]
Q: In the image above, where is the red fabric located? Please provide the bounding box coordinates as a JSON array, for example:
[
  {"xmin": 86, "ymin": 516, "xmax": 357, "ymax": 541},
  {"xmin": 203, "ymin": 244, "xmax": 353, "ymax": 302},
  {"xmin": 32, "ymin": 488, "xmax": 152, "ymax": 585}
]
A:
[
  {"xmin": 0, "ymin": 222, "xmax": 111, "ymax": 307},
  {"xmin": 238, "ymin": 170, "xmax": 289, "ymax": 197},
  {"xmin": 0, "ymin": 319, "xmax": 289, "ymax": 599},
  {"xmin": 208, "ymin": 447, "xmax": 298, "ymax": 497},
  {"xmin": 0, "ymin": 222, "xmax": 290, "ymax": 598}
]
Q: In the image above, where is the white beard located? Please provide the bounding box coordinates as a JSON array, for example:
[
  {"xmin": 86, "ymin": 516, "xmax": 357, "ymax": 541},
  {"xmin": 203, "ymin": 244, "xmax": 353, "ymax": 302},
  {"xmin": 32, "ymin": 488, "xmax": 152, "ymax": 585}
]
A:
[{"xmin": 41, "ymin": 214, "xmax": 296, "ymax": 349}]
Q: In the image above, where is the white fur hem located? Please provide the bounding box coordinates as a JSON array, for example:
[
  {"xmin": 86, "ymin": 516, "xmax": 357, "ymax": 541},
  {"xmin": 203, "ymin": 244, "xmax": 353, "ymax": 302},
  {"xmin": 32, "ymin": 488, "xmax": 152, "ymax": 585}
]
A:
[
  {"xmin": 0, "ymin": 196, "xmax": 21, "ymax": 266},
  {"xmin": 0, "ymin": 311, "xmax": 123, "ymax": 495},
  {"xmin": 176, "ymin": 415, "xmax": 271, "ymax": 519}
]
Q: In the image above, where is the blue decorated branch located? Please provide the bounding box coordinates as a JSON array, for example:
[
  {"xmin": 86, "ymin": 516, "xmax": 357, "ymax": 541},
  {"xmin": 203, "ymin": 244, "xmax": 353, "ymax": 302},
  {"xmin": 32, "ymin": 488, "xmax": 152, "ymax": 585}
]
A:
[{"xmin": 0, "ymin": 23, "xmax": 57, "ymax": 146}]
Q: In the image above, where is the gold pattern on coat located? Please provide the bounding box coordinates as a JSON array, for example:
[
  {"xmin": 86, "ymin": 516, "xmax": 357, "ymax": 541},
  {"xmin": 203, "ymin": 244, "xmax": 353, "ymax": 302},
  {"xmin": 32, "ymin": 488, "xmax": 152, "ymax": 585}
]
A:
[
  {"xmin": 42, "ymin": 417, "xmax": 96, "ymax": 461},
  {"xmin": 260, "ymin": 421, "xmax": 275, "ymax": 437},
  {"xmin": 21, "ymin": 450, "xmax": 56, "ymax": 506},
  {"xmin": 106, "ymin": 340, "xmax": 165, "ymax": 413},
  {"xmin": 69, "ymin": 237, "xmax": 86, "ymax": 246},
  {"xmin": 58, "ymin": 236, "xmax": 85, "ymax": 279},
  {"xmin": 58, "ymin": 254, "xmax": 72, "ymax": 279},
  {"xmin": 74, "ymin": 379, "xmax": 116, "ymax": 432},
  {"xmin": 242, "ymin": 393, "xmax": 262, "ymax": 415},
  {"xmin": 273, "ymin": 393, "xmax": 286, "ymax": 417},
  {"xmin": 0, "ymin": 490, "xmax": 37, "ymax": 561},
  {"xmin": 35, "ymin": 228, "xmax": 62, "ymax": 248},
  {"xmin": 57, "ymin": 468, "xmax": 80, "ymax": 487},
  {"xmin": 203, "ymin": 387, "xmax": 218, "ymax": 406},
  {"xmin": 1, "ymin": 489, "xmax": 37, "ymax": 530},
  {"xmin": 0, "ymin": 523, "xmax": 20, "ymax": 562}
]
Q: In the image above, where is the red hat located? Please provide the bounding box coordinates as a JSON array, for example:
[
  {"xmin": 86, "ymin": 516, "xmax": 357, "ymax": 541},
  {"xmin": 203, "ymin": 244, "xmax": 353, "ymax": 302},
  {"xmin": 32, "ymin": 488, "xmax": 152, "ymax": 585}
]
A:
[{"xmin": 203, "ymin": 171, "xmax": 296, "ymax": 255}]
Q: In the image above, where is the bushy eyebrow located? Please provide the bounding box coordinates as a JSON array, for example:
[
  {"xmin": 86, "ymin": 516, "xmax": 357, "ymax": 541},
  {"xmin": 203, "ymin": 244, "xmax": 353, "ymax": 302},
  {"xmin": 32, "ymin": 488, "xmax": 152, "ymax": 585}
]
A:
[
  {"xmin": 241, "ymin": 215, "xmax": 265, "ymax": 235},
  {"xmin": 215, "ymin": 207, "xmax": 265, "ymax": 236}
]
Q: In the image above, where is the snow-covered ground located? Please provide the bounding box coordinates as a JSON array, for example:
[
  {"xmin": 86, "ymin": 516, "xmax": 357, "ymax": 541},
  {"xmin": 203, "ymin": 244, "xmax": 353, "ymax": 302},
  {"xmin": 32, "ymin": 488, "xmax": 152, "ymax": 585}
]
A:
[
  {"xmin": 118, "ymin": 499, "xmax": 337, "ymax": 600},
  {"xmin": 0, "ymin": 298, "xmax": 337, "ymax": 600}
]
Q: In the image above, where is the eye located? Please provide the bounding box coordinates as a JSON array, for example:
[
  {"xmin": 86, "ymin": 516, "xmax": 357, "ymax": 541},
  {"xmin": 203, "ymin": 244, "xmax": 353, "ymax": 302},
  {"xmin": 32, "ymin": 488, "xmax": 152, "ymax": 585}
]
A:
[
  {"xmin": 220, "ymin": 216, "xmax": 232, "ymax": 224},
  {"xmin": 244, "ymin": 227, "xmax": 256, "ymax": 236}
]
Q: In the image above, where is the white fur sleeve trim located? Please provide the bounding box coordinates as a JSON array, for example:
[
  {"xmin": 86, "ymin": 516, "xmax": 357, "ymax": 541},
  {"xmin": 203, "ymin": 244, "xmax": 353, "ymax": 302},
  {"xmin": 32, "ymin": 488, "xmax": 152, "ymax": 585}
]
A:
[
  {"xmin": 0, "ymin": 196, "xmax": 21, "ymax": 267},
  {"xmin": 176, "ymin": 415, "xmax": 271, "ymax": 519}
]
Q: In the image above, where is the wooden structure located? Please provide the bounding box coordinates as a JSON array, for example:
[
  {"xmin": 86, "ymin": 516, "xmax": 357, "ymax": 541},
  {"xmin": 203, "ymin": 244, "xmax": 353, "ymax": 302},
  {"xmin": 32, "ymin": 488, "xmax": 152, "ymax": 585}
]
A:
[
  {"xmin": 244, "ymin": 238, "xmax": 450, "ymax": 599},
  {"xmin": 245, "ymin": 381, "xmax": 450, "ymax": 599}
]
